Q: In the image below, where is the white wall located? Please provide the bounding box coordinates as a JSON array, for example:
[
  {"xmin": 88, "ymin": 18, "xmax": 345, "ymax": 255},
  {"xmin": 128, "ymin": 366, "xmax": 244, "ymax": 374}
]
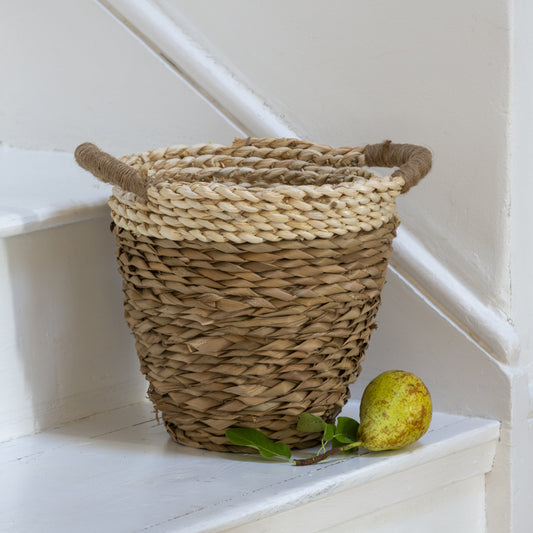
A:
[
  {"xmin": 511, "ymin": 0, "xmax": 533, "ymax": 380},
  {"xmin": 509, "ymin": 3, "xmax": 533, "ymax": 528},
  {"xmin": 0, "ymin": 0, "xmax": 241, "ymax": 155}
]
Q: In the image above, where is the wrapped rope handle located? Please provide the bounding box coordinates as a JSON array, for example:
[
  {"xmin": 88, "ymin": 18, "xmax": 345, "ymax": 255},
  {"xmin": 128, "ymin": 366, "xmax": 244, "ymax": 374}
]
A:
[
  {"xmin": 75, "ymin": 143, "xmax": 148, "ymax": 200},
  {"xmin": 363, "ymin": 140, "xmax": 432, "ymax": 193},
  {"xmin": 74, "ymin": 140, "xmax": 431, "ymax": 198}
]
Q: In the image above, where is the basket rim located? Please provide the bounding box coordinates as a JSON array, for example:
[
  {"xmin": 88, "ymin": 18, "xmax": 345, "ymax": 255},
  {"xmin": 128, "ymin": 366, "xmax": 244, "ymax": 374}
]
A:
[
  {"xmin": 119, "ymin": 140, "xmax": 405, "ymax": 194},
  {"xmin": 143, "ymin": 172, "xmax": 405, "ymax": 196},
  {"xmin": 75, "ymin": 138, "xmax": 432, "ymax": 201},
  {"xmin": 74, "ymin": 138, "xmax": 431, "ymax": 244},
  {"xmin": 109, "ymin": 141, "xmax": 404, "ymax": 245}
]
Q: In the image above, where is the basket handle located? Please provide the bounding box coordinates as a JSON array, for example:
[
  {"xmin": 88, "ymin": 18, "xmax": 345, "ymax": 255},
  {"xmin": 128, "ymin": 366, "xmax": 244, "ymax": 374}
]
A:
[
  {"xmin": 364, "ymin": 141, "xmax": 432, "ymax": 193},
  {"xmin": 74, "ymin": 143, "xmax": 147, "ymax": 199}
]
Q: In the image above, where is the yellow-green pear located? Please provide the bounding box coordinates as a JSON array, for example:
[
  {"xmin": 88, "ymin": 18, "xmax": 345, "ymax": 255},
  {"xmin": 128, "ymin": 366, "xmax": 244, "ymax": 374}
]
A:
[{"xmin": 357, "ymin": 370, "xmax": 432, "ymax": 451}]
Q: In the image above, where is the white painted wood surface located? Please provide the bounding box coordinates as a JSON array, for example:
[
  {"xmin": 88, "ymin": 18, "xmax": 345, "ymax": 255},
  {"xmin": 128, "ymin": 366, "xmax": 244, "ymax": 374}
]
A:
[
  {"xmin": 391, "ymin": 227, "xmax": 519, "ymax": 366},
  {"xmin": 0, "ymin": 144, "xmax": 111, "ymax": 238},
  {"xmin": 317, "ymin": 477, "xmax": 486, "ymax": 533},
  {"xmin": 232, "ymin": 476, "xmax": 487, "ymax": 533},
  {"xmin": 0, "ymin": 219, "xmax": 147, "ymax": 442},
  {"xmin": 0, "ymin": 144, "xmax": 146, "ymax": 442},
  {"xmin": 0, "ymin": 401, "xmax": 499, "ymax": 533}
]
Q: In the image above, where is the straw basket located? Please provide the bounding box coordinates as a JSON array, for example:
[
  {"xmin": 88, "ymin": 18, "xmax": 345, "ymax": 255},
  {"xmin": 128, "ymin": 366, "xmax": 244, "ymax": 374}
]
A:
[{"xmin": 75, "ymin": 137, "xmax": 431, "ymax": 452}]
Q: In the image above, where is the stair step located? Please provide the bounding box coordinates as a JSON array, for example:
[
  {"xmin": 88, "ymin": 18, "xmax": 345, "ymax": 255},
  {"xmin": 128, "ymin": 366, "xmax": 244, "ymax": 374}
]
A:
[
  {"xmin": 0, "ymin": 400, "xmax": 499, "ymax": 533},
  {"xmin": 0, "ymin": 144, "xmax": 144, "ymax": 442},
  {"xmin": 0, "ymin": 144, "xmax": 109, "ymax": 237}
]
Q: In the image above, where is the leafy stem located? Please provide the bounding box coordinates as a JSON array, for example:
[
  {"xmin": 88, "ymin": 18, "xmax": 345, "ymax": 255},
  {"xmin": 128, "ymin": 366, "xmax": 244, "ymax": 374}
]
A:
[{"xmin": 225, "ymin": 413, "xmax": 362, "ymax": 466}]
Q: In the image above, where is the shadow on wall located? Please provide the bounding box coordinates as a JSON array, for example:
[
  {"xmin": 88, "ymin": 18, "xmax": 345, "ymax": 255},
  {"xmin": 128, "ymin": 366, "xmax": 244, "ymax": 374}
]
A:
[{"xmin": 4, "ymin": 216, "xmax": 147, "ymax": 437}]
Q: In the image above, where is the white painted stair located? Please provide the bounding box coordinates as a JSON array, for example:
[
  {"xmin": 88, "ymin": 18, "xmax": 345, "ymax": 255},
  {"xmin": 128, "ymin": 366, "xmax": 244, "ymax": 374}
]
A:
[
  {"xmin": 0, "ymin": 144, "xmax": 111, "ymax": 238},
  {"xmin": 0, "ymin": 144, "xmax": 147, "ymax": 442},
  {"xmin": 0, "ymin": 144, "xmax": 501, "ymax": 532},
  {"xmin": 0, "ymin": 400, "xmax": 499, "ymax": 533}
]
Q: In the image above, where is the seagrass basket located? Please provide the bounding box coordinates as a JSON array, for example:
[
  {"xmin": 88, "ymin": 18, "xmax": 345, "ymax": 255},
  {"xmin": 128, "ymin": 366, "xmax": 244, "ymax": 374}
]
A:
[{"xmin": 75, "ymin": 137, "xmax": 431, "ymax": 452}]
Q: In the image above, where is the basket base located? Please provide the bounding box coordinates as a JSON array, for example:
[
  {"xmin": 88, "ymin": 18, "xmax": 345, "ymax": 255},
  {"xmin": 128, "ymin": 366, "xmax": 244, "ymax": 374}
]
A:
[{"xmin": 163, "ymin": 417, "xmax": 327, "ymax": 453}]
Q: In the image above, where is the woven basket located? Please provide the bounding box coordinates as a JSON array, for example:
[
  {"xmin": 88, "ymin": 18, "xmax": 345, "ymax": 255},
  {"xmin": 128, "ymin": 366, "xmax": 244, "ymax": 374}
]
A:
[{"xmin": 75, "ymin": 137, "xmax": 431, "ymax": 453}]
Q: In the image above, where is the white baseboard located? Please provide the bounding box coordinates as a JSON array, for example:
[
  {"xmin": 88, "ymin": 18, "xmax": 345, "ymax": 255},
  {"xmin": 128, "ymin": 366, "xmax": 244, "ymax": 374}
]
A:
[
  {"xmin": 391, "ymin": 227, "xmax": 520, "ymax": 365},
  {"xmin": 0, "ymin": 378, "xmax": 147, "ymax": 443},
  {"xmin": 98, "ymin": 0, "xmax": 300, "ymax": 139}
]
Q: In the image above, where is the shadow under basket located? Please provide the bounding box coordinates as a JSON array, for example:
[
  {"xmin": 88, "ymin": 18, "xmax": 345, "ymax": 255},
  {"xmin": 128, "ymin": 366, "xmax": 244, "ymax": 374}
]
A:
[{"xmin": 75, "ymin": 137, "xmax": 431, "ymax": 453}]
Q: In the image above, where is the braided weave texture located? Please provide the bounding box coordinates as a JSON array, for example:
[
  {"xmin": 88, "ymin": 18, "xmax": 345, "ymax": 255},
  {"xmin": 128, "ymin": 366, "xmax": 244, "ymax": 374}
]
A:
[
  {"xmin": 111, "ymin": 137, "xmax": 403, "ymax": 244},
  {"xmin": 106, "ymin": 137, "xmax": 402, "ymax": 452},
  {"xmin": 114, "ymin": 221, "xmax": 397, "ymax": 451}
]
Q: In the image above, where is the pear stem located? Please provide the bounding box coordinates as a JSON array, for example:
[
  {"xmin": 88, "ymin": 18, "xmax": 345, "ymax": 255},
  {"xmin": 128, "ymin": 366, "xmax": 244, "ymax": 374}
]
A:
[{"xmin": 293, "ymin": 441, "xmax": 363, "ymax": 466}]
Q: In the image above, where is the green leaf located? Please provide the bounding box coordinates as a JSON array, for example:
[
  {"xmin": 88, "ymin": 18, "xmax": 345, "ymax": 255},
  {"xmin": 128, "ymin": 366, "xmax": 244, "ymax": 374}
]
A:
[
  {"xmin": 333, "ymin": 417, "xmax": 360, "ymax": 444},
  {"xmin": 297, "ymin": 413, "xmax": 325, "ymax": 433},
  {"xmin": 225, "ymin": 428, "xmax": 292, "ymax": 460},
  {"xmin": 323, "ymin": 423, "xmax": 336, "ymax": 442}
]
